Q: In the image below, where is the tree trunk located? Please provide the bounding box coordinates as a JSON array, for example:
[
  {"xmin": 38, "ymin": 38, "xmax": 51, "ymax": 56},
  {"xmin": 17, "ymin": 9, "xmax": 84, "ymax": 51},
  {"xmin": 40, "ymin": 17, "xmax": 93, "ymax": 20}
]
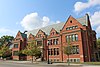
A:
[
  {"xmin": 31, "ymin": 56, "xmax": 33, "ymax": 63},
  {"xmin": 67, "ymin": 55, "xmax": 70, "ymax": 66}
]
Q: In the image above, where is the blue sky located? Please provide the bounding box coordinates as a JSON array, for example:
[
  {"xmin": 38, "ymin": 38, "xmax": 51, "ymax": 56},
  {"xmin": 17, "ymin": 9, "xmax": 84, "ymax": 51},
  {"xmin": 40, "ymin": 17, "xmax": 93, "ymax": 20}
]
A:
[{"xmin": 0, "ymin": 0, "xmax": 100, "ymax": 38}]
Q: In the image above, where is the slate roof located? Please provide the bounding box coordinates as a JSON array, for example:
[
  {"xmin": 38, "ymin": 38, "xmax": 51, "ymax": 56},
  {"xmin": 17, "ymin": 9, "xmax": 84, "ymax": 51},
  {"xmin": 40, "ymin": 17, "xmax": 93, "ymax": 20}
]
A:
[
  {"xmin": 20, "ymin": 32, "xmax": 27, "ymax": 39},
  {"xmin": 27, "ymin": 22, "xmax": 65, "ymax": 36},
  {"xmin": 76, "ymin": 14, "xmax": 88, "ymax": 26},
  {"xmin": 27, "ymin": 14, "xmax": 89, "ymax": 36}
]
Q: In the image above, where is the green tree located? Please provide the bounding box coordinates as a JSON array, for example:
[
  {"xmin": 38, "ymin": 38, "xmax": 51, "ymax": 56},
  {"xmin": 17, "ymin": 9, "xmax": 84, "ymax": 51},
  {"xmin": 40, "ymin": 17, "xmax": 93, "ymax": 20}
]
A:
[
  {"xmin": 97, "ymin": 38, "xmax": 100, "ymax": 48},
  {"xmin": 0, "ymin": 35, "xmax": 14, "ymax": 46},
  {"xmin": 0, "ymin": 45, "xmax": 11, "ymax": 59},
  {"xmin": 63, "ymin": 41, "xmax": 73, "ymax": 66},
  {"xmin": 22, "ymin": 41, "xmax": 41, "ymax": 63}
]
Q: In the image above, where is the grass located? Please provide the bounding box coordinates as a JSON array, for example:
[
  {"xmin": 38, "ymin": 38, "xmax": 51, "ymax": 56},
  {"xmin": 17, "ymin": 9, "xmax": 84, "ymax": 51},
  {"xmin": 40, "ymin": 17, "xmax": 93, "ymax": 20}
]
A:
[
  {"xmin": 83, "ymin": 62, "xmax": 100, "ymax": 65},
  {"xmin": 53, "ymin": 62, "xmax": 100, "ymax": 65}
]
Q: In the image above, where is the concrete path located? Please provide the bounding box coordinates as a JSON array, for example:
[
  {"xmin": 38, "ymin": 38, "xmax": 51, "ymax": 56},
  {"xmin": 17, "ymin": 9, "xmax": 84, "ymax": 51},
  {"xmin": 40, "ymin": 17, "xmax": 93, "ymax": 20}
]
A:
[{"xmin": 2, "ymin": 60, "xmax": 100, "ymax": 67}]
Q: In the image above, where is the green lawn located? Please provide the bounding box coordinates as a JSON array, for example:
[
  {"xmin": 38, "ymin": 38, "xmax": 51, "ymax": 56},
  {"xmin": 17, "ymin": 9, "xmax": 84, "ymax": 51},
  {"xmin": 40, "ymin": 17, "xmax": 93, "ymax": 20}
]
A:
[{"xmin": 83, "ymin": 62, "xmax": 100, "ymax": 65}]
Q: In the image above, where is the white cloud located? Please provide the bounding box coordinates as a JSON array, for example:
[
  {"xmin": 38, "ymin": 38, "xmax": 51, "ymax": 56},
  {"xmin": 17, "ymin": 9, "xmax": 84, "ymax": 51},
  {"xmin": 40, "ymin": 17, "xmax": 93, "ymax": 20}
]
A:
[
  {"xmin": 20, "ymin": 12, "xmax": 60, "ymax": 30},
  {"xmin": 74, "ymin": 0, "xmax": 100, "ymax": 12},
  {"xmin": 96, "ymin": 26, "xmax": 100, "ymax": 34},
  {"xmin": 42, "ymin": 16, "xmax": 50, "ymax": 27},
  {"xmin": 20, "ymin": 12, "xmax": 42, "ymax": 30},
  {"xmin": 56, "ymin": 21, "xmax": 60, "ymax": 23},
  {"xmin": 90, "ymin": 11, "xmax": 100, "ymax": 26},
  {"xmin": 0, "ymin": 28, "xmax": 16, "ymax": 37},
  {"xmin": 89, "ymin": 11, "xmax": 100, "ymax": 37}
]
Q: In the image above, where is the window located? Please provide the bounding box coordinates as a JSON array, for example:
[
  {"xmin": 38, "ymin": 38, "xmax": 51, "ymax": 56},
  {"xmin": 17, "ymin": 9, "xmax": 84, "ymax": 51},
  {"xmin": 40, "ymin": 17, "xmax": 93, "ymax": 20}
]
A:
[
  {"xmin": 51, "ymin": 49, "xmax": 53, "ymax": 55},
  {"xmin": 50, "ymin": 40, "xmax": 52, "ymax": 45},
  {"xmin": 66, "ymin": 34, "xmax": 78, "ymax": 42},
  {"xmin": 13, "ymin": 51, "xmax": 19, "ymax": 56},
  {"xmin": 77, "ymin": 59, "xmax": 80, "ymax": 62},
  {"xmin": 14, "ymin": 44, "xmax": 18, "ymax": 48},
  {"xmin": 38, "ymin": 34, "xmax": 41, "ymax": 37},
  {"xmin": 48, "ymin": 40, "xmax": 50, "ymax": 45},
  {"xmin": 66, "ymin": 25, "xmax": 78, "ymax": 30},
  {"xmin": 48, "ymin": 49, "xmax": 51, "ymax": 55},
  {"xmin": 70, "ymin": 20, "xmax": 72, "ymax": 23},
  {"xmin": 72, "ymin": 45, "xmax": 79, "ymax": 54},
  {"xmin": 69, "ymin": 59, "xmax": 80, "ymax": 62},
  {"xmin": 66, "ymin": 35, "xmax": 69, "ymax": 42},
  {"xmin": 72, "ymin": 26, "xmax": 75, "ymax": 29},
  {"xmin": 74, "ymin": 59, "xmax": 76, "ymax": 62},
  {"xmin": 57, "ymin": 59, "xmax": 59, "ymax": 62},
  {"xmin": 52, "ymin": 39, "xmax": 59, "ymax": 45},
  {"xmin": 66, "ymin": 28, "xmax": 69, "ymax": 30},
  {"xmin": 57, "ymin": 48, "xmax": 59, "ymax": 55},
  {"xmin": 37, "ymin": 41, "xmax": 42, "ymax": 46},
  {"xmin": 54, "ymin": 48, "xmax": 56, "ymax": 55},
  {"xmin": 69, "ymin": 35, "xmax": 72, "ymax": 41},
  {"xmin": 75, "ymin": 26, "xmax": 78, "ymax": 28},
  {"xmin": 75, "ymin": 34, "xmax": 78, "ymax": 41},
  {"xmin": 72, "ymin": 34, "xmax": 75, "ymax": 41},
  {"xmin": 53, "ymin": 39, "xmax": 55, "ymax": 45},
  {"xmin": 54, "ymin": 59, "xmax": 56, "ymax": 62},
  {"xmin": 49, "ymin": 48, "xmax": 59, "ymax": 55},
  {"xmin": 69, "ymin": 27, "xmax": 72, "ymax": 30},
  {"xmin": 56, "ymin": 39, "xmax": 58, "ymax": 45},
  {"xmin": 52, "ymin": 32, "xmax": 54, "ymax": 35}
]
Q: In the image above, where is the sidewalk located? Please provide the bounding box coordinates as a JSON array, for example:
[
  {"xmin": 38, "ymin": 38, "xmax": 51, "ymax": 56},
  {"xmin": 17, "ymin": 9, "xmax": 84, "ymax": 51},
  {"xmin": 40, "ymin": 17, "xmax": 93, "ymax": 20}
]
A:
[{"xmin": 4, "ymin": 60, "xmax": 82, "ymax": 66}]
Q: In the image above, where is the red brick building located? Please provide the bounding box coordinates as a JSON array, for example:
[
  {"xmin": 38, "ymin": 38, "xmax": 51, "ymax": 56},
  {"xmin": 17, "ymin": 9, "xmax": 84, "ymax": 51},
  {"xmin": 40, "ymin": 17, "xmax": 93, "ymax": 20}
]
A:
[
  {"xmin": 12, "ymin": 31, "xmax": 27, "ymax": 60},
  {"xmin": 12, "ymin": 14, "xmax": 98, "ymax": 62}
]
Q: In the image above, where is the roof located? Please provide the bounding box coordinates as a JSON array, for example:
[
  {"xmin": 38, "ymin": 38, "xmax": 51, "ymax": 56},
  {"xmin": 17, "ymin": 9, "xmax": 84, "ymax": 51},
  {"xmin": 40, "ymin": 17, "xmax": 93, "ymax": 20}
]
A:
[
  {"xmin": 76, "ymin": 14, "xmax": 88, "ymax": 26},
  {"xmin": 27, "ymin": 22, "xmax": 65, "ymax": 36},
  {"xmin": 27, "ymin": 14, "xmax": 89, "ymax": 36},
  {"xmin": 20, "ymin": 32, "xmax": 27, "ymax": 39}
]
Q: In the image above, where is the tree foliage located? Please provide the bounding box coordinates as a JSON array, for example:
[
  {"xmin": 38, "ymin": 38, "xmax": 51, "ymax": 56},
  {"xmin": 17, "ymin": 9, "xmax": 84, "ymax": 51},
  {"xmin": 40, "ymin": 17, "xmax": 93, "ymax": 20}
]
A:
[
  {"xmin": 64, "ymin": 45, "xmax": 73, "ymax": 55},
  {"xmin": 22, "ymin": 41, "xmax": 41, "ymax": 63},
  {"xmin": 97, "ymin": 38, "xmax": 100, "ymax": 48},
  {"xmin": 63, "ymin": 40, "xmax": 73, "ymax": 66},
  {"xmin": 0, "ymin": 45, "xmax": 11, "ymax": 59},
  {"xmin": 0, "ymin": 35, "xmax": 14, "ymax": 46}
]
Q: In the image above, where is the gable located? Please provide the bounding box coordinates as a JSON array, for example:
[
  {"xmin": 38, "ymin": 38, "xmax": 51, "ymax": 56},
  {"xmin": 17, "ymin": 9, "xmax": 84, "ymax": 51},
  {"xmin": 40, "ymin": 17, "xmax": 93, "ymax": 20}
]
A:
[
  {"xmin": 15, "ymin": 31, "xmax": 23, "ymax": 40},
  {"xmin": 50, "ymin": 28, "xmax": 58, "ymax": 35},
  {"xmin": 36, "ymin": 29, "xmax": 46, "ymax": 38},
  {"xmin": 62, "ymin": 16, "xmax": 83, "ymax": 31},
  {"xmin": 27, "ymin": 22, "xmax": 65, "ymax": 36},
  {"xmin": 28, "ymin": 33, "xmax": 35, "ymax": 40}
]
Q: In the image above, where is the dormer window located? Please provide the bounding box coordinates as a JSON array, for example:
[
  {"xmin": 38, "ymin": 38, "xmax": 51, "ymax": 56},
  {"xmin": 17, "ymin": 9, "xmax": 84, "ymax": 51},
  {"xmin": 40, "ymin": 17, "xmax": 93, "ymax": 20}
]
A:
[
  {"xmin": 52, "ymin": 32, "xmax": 54, "ymax": 35},
  {"xmin": 38, "ymin": 34, "xmax": 41, "ymax": 37}
]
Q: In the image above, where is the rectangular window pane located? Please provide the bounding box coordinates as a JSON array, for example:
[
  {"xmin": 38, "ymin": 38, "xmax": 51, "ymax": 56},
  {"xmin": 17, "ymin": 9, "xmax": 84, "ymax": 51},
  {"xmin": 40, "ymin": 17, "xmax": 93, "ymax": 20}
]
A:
[
  {"xmin": 57, "ymin": 48, "xmax": 59, "ymax": 55},
  {"xmin": 37, "ymin": 41, "xmax": 42, "ymax": 46},
  {"xmin": 54, "ymin": 48, "xmax": 56, "ymax": 55},
  {"xmin": 14, "ymin": 44, "xmax": 18, "ymax": 48},
  {"xmin": 66, "ymin": 36, "xmax": 69, "ymax": 42},
  {"xmin": 75, "ymin": 34, "xmax": 78, "ymax": 41}
]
